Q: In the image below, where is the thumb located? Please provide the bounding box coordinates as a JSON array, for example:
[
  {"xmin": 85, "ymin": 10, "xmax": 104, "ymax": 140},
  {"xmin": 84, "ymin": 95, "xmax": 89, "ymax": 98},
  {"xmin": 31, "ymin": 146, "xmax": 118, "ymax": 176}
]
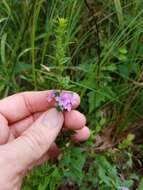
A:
[{"xmin": 3, "ymin": 108, "xmax": 63, "ymax": 171}]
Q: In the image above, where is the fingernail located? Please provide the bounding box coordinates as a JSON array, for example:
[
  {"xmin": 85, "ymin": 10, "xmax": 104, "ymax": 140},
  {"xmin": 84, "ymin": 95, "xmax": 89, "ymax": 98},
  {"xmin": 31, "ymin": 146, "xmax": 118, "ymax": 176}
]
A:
[{"xmin": 42, "ymin": 108, "xmax": 63, "ymax": 128}]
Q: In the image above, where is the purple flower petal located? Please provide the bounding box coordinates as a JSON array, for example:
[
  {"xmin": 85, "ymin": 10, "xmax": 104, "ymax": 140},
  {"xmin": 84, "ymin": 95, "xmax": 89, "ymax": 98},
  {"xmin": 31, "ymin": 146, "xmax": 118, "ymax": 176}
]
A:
[
  {"xmin": 47, "ymin": 91, "xmax": 77, "ymax": 112},
  {"xmin": 118, "ymin": 187, "xmax": 130, "ymax": 190},
  {"xmin": 64, "ymin": 103, "xmax": 72, "ymax": 112}
]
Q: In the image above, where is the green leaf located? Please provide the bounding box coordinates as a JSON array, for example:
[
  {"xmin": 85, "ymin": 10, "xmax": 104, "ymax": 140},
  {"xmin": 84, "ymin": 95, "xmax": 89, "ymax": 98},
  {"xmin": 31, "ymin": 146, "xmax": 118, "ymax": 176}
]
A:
[
  {"xmin": 14, "ymin": 62, "xmax": 32, "ymax": 74},
  {"xmin": 99, "ymin": 86, "xmax": 116, "ymax": 100},
  {"xmin": 118, "ymin": 64, "xmax": 130, "ymax": 79},
  {"xmin": 102, "ymin": 64, "xmax": 117, "ymax": 72},
  {"xmin": 1, "ymin": 33, "xmax": 7, "ymax": 64},
  {"xmin": 119, "ymin": 48, "xmax": 128, "ymax": 54},
  {"xmin": 119, "ymin": 134, "xmax": 135, "ymax": 149},
  {"xmin": 61, "ymin": 148, "xmax": 86, "ymax": 184},
  {"xmin": 96, "ymin": 155, "xmax": 120, "ymax": 188},
  {"xmin": 2, "ymin": 0, "xmax": 11, "ymax": 15},
  {"xmin": 49, "ymin": 168, "xmax": 61, "ymax": 190},
  {"xmin": 137, "ymin": 178, "xmax": 143, "ymax": 190},
  {"xmin": 114, "ymin": 0, "xmax": 124, "ymax": 27},
  {"xmin": 118, "ymin": 54, "xmax": 127, "ymax": 61},
  {"xmin": 88, "ymin": 91, "xmax": 96, "ymax": 113},
  {"xmin": 121, "ymin": 179, "xmax": 133, "ymax": 188},
  {"xmin": 0, "ymin": 17, "xmax": 8, "ymax": 24},
  {"xmin": 88, "ymin": 91, "xmax": 106, "ymax": 113}
]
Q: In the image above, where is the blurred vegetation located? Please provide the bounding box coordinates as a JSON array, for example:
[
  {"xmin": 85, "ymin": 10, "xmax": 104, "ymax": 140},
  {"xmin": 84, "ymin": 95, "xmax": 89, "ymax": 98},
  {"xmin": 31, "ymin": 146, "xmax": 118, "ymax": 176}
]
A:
[{"xmin": 1, "ymin": 0, "xmax": 143, "ymax": 189}]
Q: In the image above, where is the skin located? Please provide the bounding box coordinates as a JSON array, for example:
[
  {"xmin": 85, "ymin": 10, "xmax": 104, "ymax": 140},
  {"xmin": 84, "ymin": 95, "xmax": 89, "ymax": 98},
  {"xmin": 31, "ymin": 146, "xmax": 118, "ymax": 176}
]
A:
[{"xmin": 0, "ymin": 91, "xmax": 90, "ymax": 190}]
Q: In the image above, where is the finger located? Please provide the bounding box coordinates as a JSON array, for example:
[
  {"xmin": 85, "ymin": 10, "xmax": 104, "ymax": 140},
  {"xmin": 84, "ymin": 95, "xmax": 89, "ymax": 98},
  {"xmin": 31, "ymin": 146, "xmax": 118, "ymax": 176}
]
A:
[
  {"xmin": 72, "ymin": 126, "xmax": 90, "ymax": 142},
  {"xmin": 11, "ymin": 110, "xmax": 87, "ymax": 142},
  {"xmin": 0, "ymin": 91, "xmax": 80, "ymax": 124},
  {"xmin": 64, "ymin": 110, "xmax": 86, "ymax": 130},
  {"xmin": 11, "ymin": 109, "xmax": 85, "ymax": 137},
  {"xmin": 0, "ymin": 113, "xmax": 10, "ymax": 144},
  {"xmin": 2, "ymin": 108, "xmax": 63, "ymax": 172},
  {"xmin": 10, "ymin": 112, "xmax": 43, "ymax": 138}
]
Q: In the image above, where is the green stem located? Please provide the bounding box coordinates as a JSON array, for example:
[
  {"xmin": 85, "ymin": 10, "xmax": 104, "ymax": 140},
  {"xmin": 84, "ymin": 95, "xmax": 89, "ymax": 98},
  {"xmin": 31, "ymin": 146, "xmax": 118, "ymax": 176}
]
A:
[{"xmin": 31, "ymin": 0, "xmax": 43, "ymax": 89}]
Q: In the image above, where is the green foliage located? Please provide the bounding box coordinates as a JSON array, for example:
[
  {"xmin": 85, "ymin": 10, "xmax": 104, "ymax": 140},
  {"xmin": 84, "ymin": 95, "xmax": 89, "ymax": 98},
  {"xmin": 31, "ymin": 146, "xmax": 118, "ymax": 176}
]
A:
[
  {"xmin": 1, "ymin": 0, "xmax": 143, "ymax": 189},
  {"xmin": 95, "ymin": 155, "xmax": 133, "ymax": 189},
  {"xmin": 22, "ymin": 148, "xmax": 86, "ymax": 189},
  {"xmin": 137, "ymin": 178, "xmax": 143, "ymax": 190},
  {"xmin": 119, "ymin": 134, "xmax": 135, "ymax": 149}
]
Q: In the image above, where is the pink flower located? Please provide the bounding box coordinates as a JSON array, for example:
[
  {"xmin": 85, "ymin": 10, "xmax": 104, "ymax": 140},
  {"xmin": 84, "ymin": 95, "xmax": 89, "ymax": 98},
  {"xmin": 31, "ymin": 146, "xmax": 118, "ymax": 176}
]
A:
[
  {"xmin": 47, "ymin": 90, "xmax": 77, "ymax": 112},
  {"xmin": 119, "ymin": 187, "xmax": 129, "ymax": 190}
]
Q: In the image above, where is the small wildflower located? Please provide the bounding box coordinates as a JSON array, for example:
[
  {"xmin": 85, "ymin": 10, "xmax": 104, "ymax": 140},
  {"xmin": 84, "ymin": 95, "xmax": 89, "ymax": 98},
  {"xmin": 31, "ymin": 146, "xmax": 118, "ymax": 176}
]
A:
[
  {"xmin": 118, "ymin": 187, "xmax": 129, "ymax": 190},
  {"xmin": 47, "ymin": 90, "xmax": 77, "ymax": 112}
]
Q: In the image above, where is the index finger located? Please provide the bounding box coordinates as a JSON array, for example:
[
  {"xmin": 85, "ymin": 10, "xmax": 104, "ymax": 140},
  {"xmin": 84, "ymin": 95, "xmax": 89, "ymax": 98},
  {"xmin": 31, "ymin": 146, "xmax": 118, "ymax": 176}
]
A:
[{"xmin": 0, "ymin": 90, "xmax": 80, "ymax": 124}]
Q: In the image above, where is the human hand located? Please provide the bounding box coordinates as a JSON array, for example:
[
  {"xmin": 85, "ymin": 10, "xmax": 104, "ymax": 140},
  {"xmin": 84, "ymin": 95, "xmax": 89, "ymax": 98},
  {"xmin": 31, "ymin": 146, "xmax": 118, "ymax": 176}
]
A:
[{"xmin": 0, "ymin": 91, "xmax": 90, "ymax": 190}]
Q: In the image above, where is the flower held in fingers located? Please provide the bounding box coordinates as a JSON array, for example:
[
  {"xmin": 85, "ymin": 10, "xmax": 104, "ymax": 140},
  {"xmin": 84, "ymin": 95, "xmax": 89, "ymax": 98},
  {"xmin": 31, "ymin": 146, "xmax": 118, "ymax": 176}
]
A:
[{"xmin": 47, "ymin": 90, "xmax": 77, "ymax": 112}]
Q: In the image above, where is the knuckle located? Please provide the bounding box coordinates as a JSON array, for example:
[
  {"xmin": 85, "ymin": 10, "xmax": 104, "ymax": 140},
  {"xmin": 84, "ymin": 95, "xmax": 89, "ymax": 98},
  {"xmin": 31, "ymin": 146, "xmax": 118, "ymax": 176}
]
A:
[{"xmin": 21, "ymin": 92, "xmax": 33, "ymax": 114}]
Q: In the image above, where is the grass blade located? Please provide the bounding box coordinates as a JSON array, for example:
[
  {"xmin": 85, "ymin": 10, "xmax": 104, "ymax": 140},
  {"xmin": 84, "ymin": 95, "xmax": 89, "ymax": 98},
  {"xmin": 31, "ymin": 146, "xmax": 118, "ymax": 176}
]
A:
[{"xmin": 1, "ymin": 33, "xmax": 7, "ymax": 64}]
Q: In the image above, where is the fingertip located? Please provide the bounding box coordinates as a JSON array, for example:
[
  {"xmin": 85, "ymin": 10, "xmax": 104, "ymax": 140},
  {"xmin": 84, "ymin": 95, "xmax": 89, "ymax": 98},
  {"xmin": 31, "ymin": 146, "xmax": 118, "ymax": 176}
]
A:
[
  {"xmin": 72, "ymin": 93, "xmax": 80, "ymax": 108},
  {"xmin": 64, "ymin": 110, "xmax": 86, "ymax": 130},
  {"xmin": 72, "ymin": 126, "xmax": 90, "ymax": 142}
]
